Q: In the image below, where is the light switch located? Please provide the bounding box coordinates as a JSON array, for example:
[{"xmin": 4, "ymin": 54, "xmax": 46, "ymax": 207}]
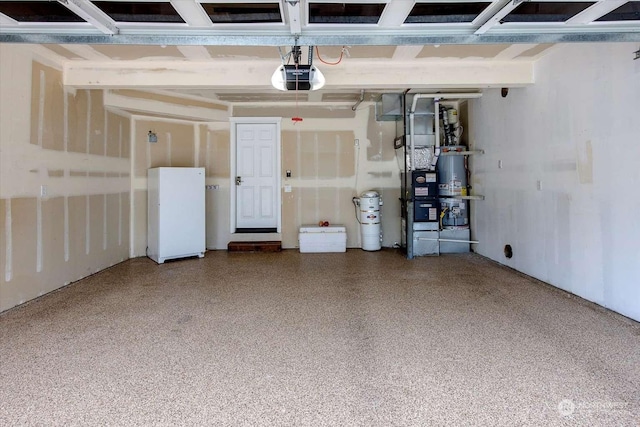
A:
[{"xmin": 284, "ymin": 185, "xmax": 292, "ymax": 193}]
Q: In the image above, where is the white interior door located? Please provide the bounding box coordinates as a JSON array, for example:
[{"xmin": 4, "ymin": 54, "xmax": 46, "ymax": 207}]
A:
[{"xmin": 236, "ymin": 123, "xmax": 278, "ymax": 230}]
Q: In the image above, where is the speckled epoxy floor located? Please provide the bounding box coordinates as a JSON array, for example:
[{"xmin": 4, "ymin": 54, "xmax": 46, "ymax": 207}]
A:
[{"xmin": 1, "ymin": 250, "xmax": 639, "ymax": 426}]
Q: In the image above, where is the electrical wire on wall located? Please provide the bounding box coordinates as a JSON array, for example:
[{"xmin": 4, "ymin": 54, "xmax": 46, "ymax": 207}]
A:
[{"xmin": 315, "ymin": 46, "xmax": 346, "ymax": 65}]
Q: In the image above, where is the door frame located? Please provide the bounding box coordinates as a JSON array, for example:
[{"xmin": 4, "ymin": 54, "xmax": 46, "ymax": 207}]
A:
[{"xmin": 229, "ymin": 117, "xmax": 282, "ymax": 234}]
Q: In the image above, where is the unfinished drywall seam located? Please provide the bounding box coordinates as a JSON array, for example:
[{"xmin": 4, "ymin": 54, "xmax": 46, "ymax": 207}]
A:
[
  {"xmin": 296, "ymin": 130, "xmax": 302, "ymax": 231},
  {"xmin": 4, "ymin": 199, "xmax": 12, "ymax": 282},
  {"xmin": 103, "ymin": 107, "xmax": 108, "ymax": 156},
  {"xmin": 36, "ymin": 197, "xmax": 42, "ymax": 273},
  {"xmin": 118, "ymin": 192, "xmax": 122, "ymax": 247},
  {"xmin": 577, "ymin": 140, "xmax": 594, "ymax": 184},
  {"xmin": 37, "ymin": 70, "xmax": 45, "ymax": 147},
  {"xmin": 129, "ymin": 120, "xmax": 136, "ymax": 258},
  {"xmin": 86, "ymin": 91, "xmax": 92, "ymax": 154},
  {"xmin": 64, "ymin": 196, "xmax": 69, "ymax": 262},
  {"xmin": 85, "ymin": 195, "xmax": 90, "ymax": 255},
  {"xmin": 166, "ymin": 132, "xmax": 172, "ymax": 166},
  {"xmin": 205, "ymin": 129, "xmax": 211, "ymax": 171},
  {"xmin": 103, "ymin": 194, "xmax": 107, "ymax": 251},
  {"xmin": 63, "ymin": 89, "xmax": 69, "ymax": 152},
  {"xmin": 193, "ymin": 123, "xmax": 200, "ymax": 167}
]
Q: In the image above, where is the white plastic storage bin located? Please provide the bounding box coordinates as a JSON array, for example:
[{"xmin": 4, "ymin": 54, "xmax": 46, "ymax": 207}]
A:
[{"xmin": 299, "ymin": 225, "xmax": 347, "ymax": 253}]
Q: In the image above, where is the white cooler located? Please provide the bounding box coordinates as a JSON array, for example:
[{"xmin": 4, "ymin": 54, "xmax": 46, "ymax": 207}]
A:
[{"xmin": 299, "ymin": 225, "xmax": 347, "ymax": 253}]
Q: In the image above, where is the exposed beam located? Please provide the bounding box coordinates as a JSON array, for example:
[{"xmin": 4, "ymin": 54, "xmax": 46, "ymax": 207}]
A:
[
  {"xmin": 475, "ymin": 1, "xmax": 519, "ymax": 35},
  {"xmin": 170, "ymin": 0, "xmax": 213, "ymax": 27},
  {"xmin": 0, "ymin": 13, "xmax": 18, "ymax": 27},
  {"xmin": 566, "ymin": 0, "xmax": 627, "ymax": 25},
  {"xmin": 378, "ymin": 0, "xmax": 416, "ymax": 27},
  {"xmin": 57, "ymin": 0, "xmax": 119, "ymax": 35},
  {"xmin": 472, "ymin": 0, "xmax": 511, "ymax": 26},
  {"xmin": 64, "ymin": 59, "xmax": 535, "ymax": 89},
  {"xmin": 3, "ymin": 30, "xmax": 640, "ymax": 45}
]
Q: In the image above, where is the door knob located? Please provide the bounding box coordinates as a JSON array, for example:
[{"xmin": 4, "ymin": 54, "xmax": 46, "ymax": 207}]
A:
[{"xmin": 236, "ymin": 176, "xmax": 242, "ymax": 186}]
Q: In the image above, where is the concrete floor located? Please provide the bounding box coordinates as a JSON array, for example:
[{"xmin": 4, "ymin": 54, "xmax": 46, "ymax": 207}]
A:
[{"xmin": 0, "ymin": 250, "xmax": 639, "ymax": 426}]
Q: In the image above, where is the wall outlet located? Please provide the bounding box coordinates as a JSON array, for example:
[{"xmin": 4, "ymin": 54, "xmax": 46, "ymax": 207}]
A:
[
  {"xmin": 206, "ymin": 185, "xmax": 219, "ymax": 190},
  {"xmin": 354, "ymin": 139, "xmax": 359, "ymax": 146},
  {"xmin": 498, "ymin": 160, "xmax": 503, "ymax": 169},
  {"xmin": 536, "ymin": 180, "xmax": 542, "ymax": 191},
  {"xmin": 40, "ymin": 185, "xmax": 47, "ymax": 198}
]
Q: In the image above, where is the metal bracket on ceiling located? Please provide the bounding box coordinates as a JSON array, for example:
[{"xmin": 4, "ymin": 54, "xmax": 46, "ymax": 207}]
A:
[
  {"xmin": 634, "ymin": 48, "xmax": 640, "ymax": 60},
  {"xmin": 285, "ymin": 0, "xmax": 302, "ymax": 35}
]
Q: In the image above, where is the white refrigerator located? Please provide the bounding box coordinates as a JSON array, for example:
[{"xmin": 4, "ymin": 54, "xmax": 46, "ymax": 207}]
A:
[{"xmin": 147, "ymin": 167, "xmax": 206, "ymax": 264}]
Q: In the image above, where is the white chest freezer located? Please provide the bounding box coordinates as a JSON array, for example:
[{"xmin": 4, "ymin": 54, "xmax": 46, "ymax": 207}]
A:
[{"xmin": 299, "ymin": 225, "xmax": 347, "ymax": 253}]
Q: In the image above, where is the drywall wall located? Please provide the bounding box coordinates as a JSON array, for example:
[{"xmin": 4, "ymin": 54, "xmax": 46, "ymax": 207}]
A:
[
  {"xmin": 0, "ymin": 44, "xmax": 131, "ymax": 312},
  {"xmin": 129, "ymin": 103, "xmax": 399, "ymax": 254},
  {"xmin": 469, "ymin": 43, "xmax": 640, "ymax": 322},
  {"xmin": 276, "ymin": 107, "xmax": 399, "ymax": 249},
  {"xmin": 131, "ymin": 118, "xmax": 204, "ymax": 256}
]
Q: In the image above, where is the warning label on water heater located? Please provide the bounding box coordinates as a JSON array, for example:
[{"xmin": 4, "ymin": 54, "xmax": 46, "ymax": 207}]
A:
[
  {"xmin": 429, "ymin": 208, "xmax": 437, "ymax": 221},
  {"xmin": 415, "ymin": 188, "xmax": 430, "ymax": 196}
]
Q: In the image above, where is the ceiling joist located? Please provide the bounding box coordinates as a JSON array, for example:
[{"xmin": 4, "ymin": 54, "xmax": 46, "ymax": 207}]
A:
[
  {"xmin": 475, "ymin": 1, "xmax": 519, "ymax": 35},
  {"xmin": 169, "ymin": 0, "xmax": 213, "ymax": 27},
  {"xmin": 377, "ymin": 0, "xmax": 416, "ymax": 27},
  {"xmin": 566, "ymin": 0, "xmax": 628, "ymax": 25},
  {"xmin": 64, "ymin": 58, "xmax": 535, "ymax": 89},
  {"xmin": 3, "ymin": 30, "xmax": 640, "ymax": 46},
  {"xmin": 57, "ymin": 0, "xmax": 119, "ymax": 35},
  {"xmin": 0, "ymin": 0, "xmax": 637, "ymax": 45}
]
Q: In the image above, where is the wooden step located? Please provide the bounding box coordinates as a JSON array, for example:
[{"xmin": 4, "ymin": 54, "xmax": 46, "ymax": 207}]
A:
[{"xmin": 227, "ymin": 241, "xmax": 282, "ymax": 253}]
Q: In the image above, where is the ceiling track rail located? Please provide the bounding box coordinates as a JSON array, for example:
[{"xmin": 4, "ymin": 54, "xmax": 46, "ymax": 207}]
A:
[{"xmin": 1, "ymin": 31, "xmax": 640, "ymax": 46}]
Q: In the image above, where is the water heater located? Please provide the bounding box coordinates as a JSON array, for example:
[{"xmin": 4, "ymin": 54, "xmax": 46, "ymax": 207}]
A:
[{"xmin": 437, "ymin": 146, "xmax": 467, "ymax": 196}]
